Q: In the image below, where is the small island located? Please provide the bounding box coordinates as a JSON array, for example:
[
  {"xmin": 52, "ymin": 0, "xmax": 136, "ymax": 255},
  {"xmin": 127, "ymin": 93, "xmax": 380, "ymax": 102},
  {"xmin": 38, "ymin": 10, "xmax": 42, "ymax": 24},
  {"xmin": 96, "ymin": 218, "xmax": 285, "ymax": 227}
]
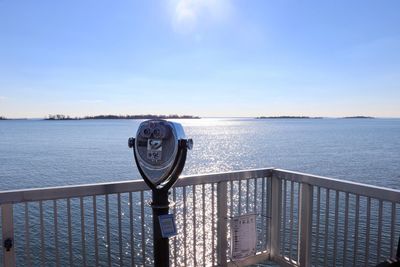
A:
[
  {"xmin": 256, "ymin": 116, "xmax": 323, "ymax": 119},
  {"xmin": 341, "ymin": 116, "xmax": 375, "ymax": 119},
  {"xmin": 46, "ymin": 114, "xmax": 80, "ymax": 120},
  {"xmin": 45, "ymin": 114, "xmax": 200, "ymax": 120},
  {"xmin": 0, "ymin": 116, "xmax": 7, "ymax": 120}
]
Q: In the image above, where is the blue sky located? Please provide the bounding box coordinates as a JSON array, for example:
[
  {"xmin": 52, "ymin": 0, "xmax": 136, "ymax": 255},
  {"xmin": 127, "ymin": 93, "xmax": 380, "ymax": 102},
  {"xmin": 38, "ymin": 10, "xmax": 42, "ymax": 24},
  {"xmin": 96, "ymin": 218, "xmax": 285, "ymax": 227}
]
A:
[{"xmin": 0, "ymin": 0, "xmax": 399, "ymax": 118}]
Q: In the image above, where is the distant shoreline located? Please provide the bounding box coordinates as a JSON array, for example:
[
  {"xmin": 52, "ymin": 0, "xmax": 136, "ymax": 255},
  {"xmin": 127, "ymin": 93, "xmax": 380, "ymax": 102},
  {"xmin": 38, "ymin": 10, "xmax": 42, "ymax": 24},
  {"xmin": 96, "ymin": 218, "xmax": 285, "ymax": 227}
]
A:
[
  {"xmin": 44, "ymin": 114, "xmax": 201, "ymax": 120},
  {"xmin": 256, "ymin": 116, "xmax": 323, "ymax": 119},
  {"xmin": 0, "ymin": 115, "xmax": 390, "ymax": 120},
  {"xmin": 341, "ymin": 116, "xmax": 374, "ymax": 119},
  {"xmin": 256, "ymin": 116, "xmax": 375, "ymax": 119}
]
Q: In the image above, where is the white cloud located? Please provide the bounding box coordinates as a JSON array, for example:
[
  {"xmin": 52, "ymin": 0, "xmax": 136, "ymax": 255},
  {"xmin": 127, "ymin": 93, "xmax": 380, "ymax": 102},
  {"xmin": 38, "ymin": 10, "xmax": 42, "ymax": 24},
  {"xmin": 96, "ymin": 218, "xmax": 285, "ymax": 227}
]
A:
[
  {"xmin": 171, "ymin": 0, "xmax": 232, "ymax": 33},
  {"xmin": 0, "ymin": 96, "xmax": 7, "ymax": 101}
]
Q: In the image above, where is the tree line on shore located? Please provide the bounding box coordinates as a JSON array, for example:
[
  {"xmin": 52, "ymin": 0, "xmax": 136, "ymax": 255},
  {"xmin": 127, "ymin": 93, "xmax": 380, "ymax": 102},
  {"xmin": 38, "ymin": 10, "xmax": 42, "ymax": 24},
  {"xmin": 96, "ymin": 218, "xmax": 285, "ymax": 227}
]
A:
[
  {"xmin": 256, "ymin": 116, "xmax": 322, "ymax": 119},
  {"xmin": 0, "ymin": 115, "xmax": 377, "ymax": 120},
  {"xmin": 256, "ymin": 116, "xmax": 374, "ymax": 119},
  {"xmin": 46, "ymin": 114, "xmax": 200, "ymax": 120}
]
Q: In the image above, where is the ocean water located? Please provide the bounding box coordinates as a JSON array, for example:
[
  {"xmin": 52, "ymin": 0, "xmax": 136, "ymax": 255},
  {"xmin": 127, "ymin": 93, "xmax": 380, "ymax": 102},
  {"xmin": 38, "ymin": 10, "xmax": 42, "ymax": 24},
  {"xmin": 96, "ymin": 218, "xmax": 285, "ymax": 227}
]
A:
[
  {"xmin": 1, "ymin": 118, "xmax": 400, "ymax": 266},
  {"xmin": 0, "ymin": 118, "xmax": 399, "ymax": 191}
]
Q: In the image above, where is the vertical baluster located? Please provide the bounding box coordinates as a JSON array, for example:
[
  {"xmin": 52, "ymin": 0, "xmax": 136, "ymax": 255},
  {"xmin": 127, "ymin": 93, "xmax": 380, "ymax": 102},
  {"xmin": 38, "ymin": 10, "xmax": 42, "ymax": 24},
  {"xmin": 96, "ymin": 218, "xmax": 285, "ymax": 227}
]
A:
[
  {"xmin": 333, "ymin": 191, "xmax": 339, "ymax": 267},
  {"xmin": 129, "ymin": 192, "xmax": 134, "ymax": 266},
  {"xmin": 193, "ymin": 185, "xmax": 197, "ymax": 266},
  {"xmin": 295, "ymin": 183, "xmax": 300, "ymax": 262},
  {"xmin": 202, "ymin": 184, "xmax": 206, "ymax": 267},
  {"xmin": 261, "ymin": 177, "xmax": 265, "ymax": 250},
  {"xmin": 391, "ymin": 203, "xmax": 396, "ymax": 258},
  {"xmin": 53, "ymin": 200, "xmax": 60, "ymax": 267},
  {"xmin": 118, "ymin": 193, "xmax": 123, "ymax": 266},
  {"xmin": 230, "ymin": 181, "xmax": 233, "ymax": 217},
  {"xmin": 365, "ymin": 197, "xmax": 371, "ymax": 266},
  {"xmin": 353, "ymin": 195, "xmax": 360, "ymax": 266},
  {"xmin": 67, "ymin": 198, "xmax": 73, "ymax": 266},
  {"xmin": 343, "ymin": 193, "xmax": 349, "ymax": 264},
  {"xmin": 106, "ymin": 195, "xmax": 111, "ymax": 267},
  {"xmin": 183, "ymin": 186, "xmax": 187, "ymax": 266},
  {"xmin": 298, "ymin": 182, "xmax": 313, "ymax": 267},
  {"xmin": 289, "ymin": 181, "xmax": 294, "ymax": 261},
  {"xmin": 93, "ymin": 196, "xmax": 99, "ymax": 267},
  {"xmin": 377, "ymin": 200, "xmax": 383, "ymax": 263},
  {"xmin": 217, "ymin": 181, "xmax": 228, "ymax": 266},
  {"xmin": 269, "ymin": 173, "xmax": 282, "ymax": 260},
  {"xmin": 212, "ymin": 184, "xmax": 215, "ymax": 265},
  {"xmin": 253, "ymin": 178, "xmax": 257, "ymax": 252},
  {"xmin": 173, "ymin": 188, "xmax": 177, "ymax": 267},
  {"xmin": 2, "ymin": 204, "xmax": 16, "ymax": 267},
  {"xmin": 282, "ymin": 180, "xmax": 287, "ymax": 254},
  {"xmin": 80, "ymin": 197, "xmax": 86, "ymax": 267},
  {"xmin": 238, "ymin": 179, "xmax": 242, "ymax": 215},
  {"xmin": 246, "ymin": 179, "xmax": 250, "ymax": 213},
  {"xmin": 315, "ymin": 187, "xmax": 321, "ymax": 267},
  {"xmin": 40, "ymin": 201, "xmax": 45, "ymax": 267},
  {"xmin": 25, "ymin": 203, "xmax": 31, "ymax": 267},
  {"xmin": 254, "ymin": 178, "xmax": 257, "ymax": 213},
  {"xmin": 140, "ymin": 192, "xmax": 145, "ymax": 266},
  {"xmin": 297, "ymin": 183, "xmax": 300, "ymax": 263},
  {"xmin": 324, "ymin": 189, "xmax": 330, "ymax": 267}
]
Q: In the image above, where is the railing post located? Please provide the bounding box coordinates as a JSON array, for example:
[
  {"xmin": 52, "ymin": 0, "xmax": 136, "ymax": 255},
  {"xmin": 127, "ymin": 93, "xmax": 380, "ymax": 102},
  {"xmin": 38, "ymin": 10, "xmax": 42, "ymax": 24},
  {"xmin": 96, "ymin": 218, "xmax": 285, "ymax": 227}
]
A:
[
  {"xmin": 298, "ymin": 183, "xmax": 313, "ymax": 267},
  {"xmin": 217, "ymin": 181, "xmax": 228, "ymax": 266},
  {"xmin": 2, "ymin": 204, "xmax": 16, "ymax": 267},
  {"xmin": 269, "ymin": 172, "xmax": 282, "ymax": 260}
]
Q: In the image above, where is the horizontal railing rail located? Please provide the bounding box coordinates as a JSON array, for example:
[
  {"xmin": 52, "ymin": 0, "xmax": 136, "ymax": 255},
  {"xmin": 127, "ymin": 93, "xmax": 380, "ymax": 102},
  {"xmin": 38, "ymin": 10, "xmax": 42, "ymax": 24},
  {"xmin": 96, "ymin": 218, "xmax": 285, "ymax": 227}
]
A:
[
  {"xmin": 0, "ymin": 168, "xmax": 273, "ymax": 205},
  {"xmin": 1, "ymin": 168, "xmax": 399, "ymax": 267},
  {"xmin": 274, "ymin": 169, "xmax": 400, "ymax": 203}
]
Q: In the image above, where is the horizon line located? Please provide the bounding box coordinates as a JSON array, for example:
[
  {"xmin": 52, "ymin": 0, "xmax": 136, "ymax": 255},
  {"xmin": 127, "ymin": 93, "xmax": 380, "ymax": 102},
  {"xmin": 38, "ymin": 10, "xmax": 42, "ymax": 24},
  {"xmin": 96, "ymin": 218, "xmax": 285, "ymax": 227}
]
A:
[{"xmin": 2, "ymin": 115, "xmax": 400, "ymax": 120}]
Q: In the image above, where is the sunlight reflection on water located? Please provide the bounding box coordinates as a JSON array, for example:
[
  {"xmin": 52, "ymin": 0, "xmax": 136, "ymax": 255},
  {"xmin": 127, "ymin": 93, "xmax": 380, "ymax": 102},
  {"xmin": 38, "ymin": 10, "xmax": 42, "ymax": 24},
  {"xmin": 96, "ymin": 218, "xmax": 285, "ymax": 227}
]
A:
[
  {"xmin": 1, "ymin": 118, "xmax": 400, "ymax": 265},
  {"xmin": 1, "ymin": 118, "xmax": 399, "ymax": 190}
]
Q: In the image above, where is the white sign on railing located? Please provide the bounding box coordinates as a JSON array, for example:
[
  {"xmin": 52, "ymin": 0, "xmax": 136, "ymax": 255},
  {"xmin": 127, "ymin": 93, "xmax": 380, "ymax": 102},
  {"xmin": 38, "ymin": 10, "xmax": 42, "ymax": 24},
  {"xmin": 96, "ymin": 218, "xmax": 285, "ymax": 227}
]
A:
[{"xmin": 230, "ymin": 214, "xmax": 257, "ymax": 260}]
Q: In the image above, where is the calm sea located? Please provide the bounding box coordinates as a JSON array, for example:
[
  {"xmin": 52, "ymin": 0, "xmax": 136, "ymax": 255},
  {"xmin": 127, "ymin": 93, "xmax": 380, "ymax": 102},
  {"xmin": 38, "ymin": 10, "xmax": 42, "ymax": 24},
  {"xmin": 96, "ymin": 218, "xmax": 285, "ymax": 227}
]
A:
[
  {"xmin": 1, "ymin": 118, "xmax": 400, "ymax": 191},
  {"xmin": 1, "ymin": 118, "xmax": 400, "ymax": 266}
]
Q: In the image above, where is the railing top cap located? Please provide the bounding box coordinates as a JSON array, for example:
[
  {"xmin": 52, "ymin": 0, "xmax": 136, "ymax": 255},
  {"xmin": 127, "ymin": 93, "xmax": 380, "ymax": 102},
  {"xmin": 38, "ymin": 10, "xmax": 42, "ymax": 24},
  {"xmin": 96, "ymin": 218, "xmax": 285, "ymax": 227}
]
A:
[
  {"xmin": 274, "ymin": 168, "xmax": 400, "ymax": 202},
  {"xmin": 0, "ymin": 168, "xmax": 274, "ymax": 204},
  {"xmin": 0, "ymin": 167, "xmax": 399, "ymax": 205}
]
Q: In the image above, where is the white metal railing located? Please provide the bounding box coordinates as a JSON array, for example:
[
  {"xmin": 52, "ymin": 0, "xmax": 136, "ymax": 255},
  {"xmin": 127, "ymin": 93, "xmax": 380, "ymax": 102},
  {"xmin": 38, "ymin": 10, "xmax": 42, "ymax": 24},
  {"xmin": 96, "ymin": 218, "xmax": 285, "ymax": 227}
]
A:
[
  {"xmin": 272, "ymin": 169, "xmax": 400, "ymax": 267},
  {"xmin": 1, "ymin": 168, "xmax": 399, "ymax": 267}
]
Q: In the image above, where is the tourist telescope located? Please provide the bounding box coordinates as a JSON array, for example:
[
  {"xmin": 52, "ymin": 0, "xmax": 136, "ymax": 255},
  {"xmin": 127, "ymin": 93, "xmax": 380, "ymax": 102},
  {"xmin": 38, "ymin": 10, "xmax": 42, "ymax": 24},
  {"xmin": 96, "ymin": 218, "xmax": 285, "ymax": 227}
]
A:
[
  {"xmin": 0, "ymin": 121, "xmax": 399, "ymax": 266},
  {"xmin": 128, "ymin": 119, "xmax": 193, "ymax": 266}
]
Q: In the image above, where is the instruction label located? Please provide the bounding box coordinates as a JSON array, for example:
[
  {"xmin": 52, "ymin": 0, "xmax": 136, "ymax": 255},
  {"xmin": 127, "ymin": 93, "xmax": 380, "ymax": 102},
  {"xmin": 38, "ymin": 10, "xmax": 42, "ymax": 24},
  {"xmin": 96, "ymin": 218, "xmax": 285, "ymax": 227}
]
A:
[
  {"xmin": 159, "ymin": 214, "xmax": 177, "ymax": 238},
  {"xmin": 230, "ymin": 214, "xmax": 256, "ymax": 260}
]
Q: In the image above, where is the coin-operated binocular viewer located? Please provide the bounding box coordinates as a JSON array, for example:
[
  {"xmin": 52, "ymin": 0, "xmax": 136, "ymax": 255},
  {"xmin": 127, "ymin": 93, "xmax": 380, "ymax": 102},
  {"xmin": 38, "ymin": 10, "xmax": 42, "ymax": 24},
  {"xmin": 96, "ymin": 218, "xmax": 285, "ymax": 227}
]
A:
[{"xmin": 128, "ymin": 120, "xmax": 192, "ymax": 266}]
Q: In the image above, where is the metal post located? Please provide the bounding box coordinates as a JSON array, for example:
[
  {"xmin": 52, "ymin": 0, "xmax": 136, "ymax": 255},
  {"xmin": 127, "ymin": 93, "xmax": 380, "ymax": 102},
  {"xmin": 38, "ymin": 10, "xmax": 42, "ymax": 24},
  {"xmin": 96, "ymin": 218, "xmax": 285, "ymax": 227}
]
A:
[
  {"xmin": 2, "ymin": 204, "xmax": 16, "ymax": 267},
  {"xmin": 298, "ymin": 183, "xmax": 313, "ymax": 267},
  {"xmin": 397, "ymin": 236, "xmax": 400, "ymax": 258},
  {"xmin": 269, "ymin": 173, "xmax": 282, "ymax": 260},
  {"xmin": 217, "ymin": 181, "xmax": 228, "ymax": 266},
  {"xmin": 152, "ymin": 190, "xmax": 170, "ymax": 266}
]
